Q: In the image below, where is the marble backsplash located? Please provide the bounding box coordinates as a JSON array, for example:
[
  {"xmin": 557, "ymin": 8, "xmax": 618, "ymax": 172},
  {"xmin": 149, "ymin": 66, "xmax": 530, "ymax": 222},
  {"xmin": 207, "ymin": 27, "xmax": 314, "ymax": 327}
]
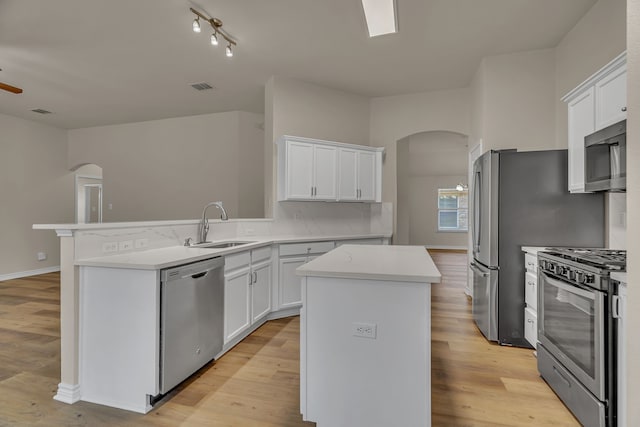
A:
[{"xmin": 73, "ymin": 202, "xmax": 393, "ymax": 260}]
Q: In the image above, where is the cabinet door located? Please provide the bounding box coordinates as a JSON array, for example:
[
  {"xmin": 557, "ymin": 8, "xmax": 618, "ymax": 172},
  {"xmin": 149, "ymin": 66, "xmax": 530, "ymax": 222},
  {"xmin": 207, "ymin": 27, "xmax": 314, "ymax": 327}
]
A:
[
  {"xmin": 524, "ymin": 307, "xmax": 537, "ymax": 348},
  {"xmin": 224, "ymin": 268, "xmax": 251, "ymax": 343},
  {"xmin": 286, "ymin": 141, "xmax": 315, "ymax": 200},
  {"xmin": 595, "ymin": 65, "xmax": 627, "ymax": 129},
  {"xmin": 357, "ymin": 151, "xmax": 376, "ymax": 201},
  {"xmin": 567, "ymin": 87, "xmax": 595, "ymax": 193},
  {"xmin": 313, "ymin": 145, "xmax": 337, "ymax": 200},
  {"xmin": 338, "ymin": 148, "xmax": 358, "ymax": 201},
  {"xmin": 524, "ymin": 271, "xmax": 537, "ymax": 311},
  {"xmin": 279, "ymin": 256, "xmax": 307, "ymax": 309},
  {"xmin": 251, "ymin": 261, "xmax": 272, "ymax": 323},
  {"xmin": 617, "ymin": 283, "xmax": 627, "ymax": 427}
]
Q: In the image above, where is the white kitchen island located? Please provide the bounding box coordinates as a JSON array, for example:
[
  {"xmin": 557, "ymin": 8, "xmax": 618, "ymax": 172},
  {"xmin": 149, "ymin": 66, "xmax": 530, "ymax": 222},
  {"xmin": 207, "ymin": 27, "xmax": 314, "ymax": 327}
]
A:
[{"xmin": 296, "ymin": 245, "xmax": 441, "ymax": 427}]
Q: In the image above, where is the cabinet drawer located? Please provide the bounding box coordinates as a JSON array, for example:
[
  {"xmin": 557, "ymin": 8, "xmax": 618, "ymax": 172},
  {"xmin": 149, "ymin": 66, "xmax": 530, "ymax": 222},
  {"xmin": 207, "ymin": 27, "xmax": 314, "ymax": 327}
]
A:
[
  {"xmin": 525, "ymin": 271, "xmax": 537, "ymax": 310},
  {"xmin": 225, "ymin": 251, "xmax": 251, "ymax": 272},
  {"xmin": 279, "ymin": 241, "xmax": 335, "ymax": 257},
  {"xmin": 524, "ymin": 307, "xmax": 537, "ymax": 347},
  {"xmin": 524, "ymin": 253, "xmax": 537, "ymax": 273},
  {"xmin": 252, "ymin": 246, "xmax": 272, "ymax": 264},
  {"xmin": 335, "ymin": 238, "xmax": 383, "ymax": 247}
]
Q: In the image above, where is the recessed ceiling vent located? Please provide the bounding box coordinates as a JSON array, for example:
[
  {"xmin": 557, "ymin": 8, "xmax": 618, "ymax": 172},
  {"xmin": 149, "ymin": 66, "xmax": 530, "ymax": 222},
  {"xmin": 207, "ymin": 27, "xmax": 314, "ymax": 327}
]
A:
[
  {"xmin": 190, "ymin": 82, "xmax": 215, "ymax": 91},
  {"xmin": 31, "ymin": 108, "xmax": 52, "ymax": 114}
]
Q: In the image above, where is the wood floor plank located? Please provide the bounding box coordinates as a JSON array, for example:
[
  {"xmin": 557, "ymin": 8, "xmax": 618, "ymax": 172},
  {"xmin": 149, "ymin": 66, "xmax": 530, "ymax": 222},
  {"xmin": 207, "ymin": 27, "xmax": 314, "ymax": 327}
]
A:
[{"xmin": 0, "ymin": 253, "xmax": 579, "ymax": 426}]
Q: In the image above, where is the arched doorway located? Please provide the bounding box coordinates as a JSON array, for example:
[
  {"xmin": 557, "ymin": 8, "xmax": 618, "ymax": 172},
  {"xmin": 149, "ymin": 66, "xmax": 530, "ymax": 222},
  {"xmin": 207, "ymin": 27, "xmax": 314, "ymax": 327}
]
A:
[
  {"xmin": 73, "ymin": 164, "xmax": 103, "ymax": 223},
  {"xmin": 396, "ymin": 131, "xmax": 469, "ymax": 247}
]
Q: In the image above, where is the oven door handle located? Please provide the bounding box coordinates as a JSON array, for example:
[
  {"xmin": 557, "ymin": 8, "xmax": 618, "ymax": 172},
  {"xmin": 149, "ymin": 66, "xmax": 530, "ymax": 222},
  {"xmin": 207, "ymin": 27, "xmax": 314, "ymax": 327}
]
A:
[{"xmin": 542, "ymin": 273, "xmax": 596, "ymax": 300}]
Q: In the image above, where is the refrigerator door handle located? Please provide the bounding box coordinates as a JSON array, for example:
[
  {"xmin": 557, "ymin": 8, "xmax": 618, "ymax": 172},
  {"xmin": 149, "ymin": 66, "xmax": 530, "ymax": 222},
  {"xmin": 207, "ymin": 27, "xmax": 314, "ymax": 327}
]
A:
[
  {"xmin": 472, "ymin": 170, "xmax": 482, "ymax": 253},
  {"xmin": 470, "ymin": 262, "xmax": 489, "ymax": 277}
]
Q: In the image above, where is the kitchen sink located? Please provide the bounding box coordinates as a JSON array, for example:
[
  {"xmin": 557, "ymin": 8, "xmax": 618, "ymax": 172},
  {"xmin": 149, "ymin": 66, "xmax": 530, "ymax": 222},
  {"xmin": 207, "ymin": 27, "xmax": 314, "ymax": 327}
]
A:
[{"xmin": 190, "ymin": 241, "xmax": 257, "ymax": 249}]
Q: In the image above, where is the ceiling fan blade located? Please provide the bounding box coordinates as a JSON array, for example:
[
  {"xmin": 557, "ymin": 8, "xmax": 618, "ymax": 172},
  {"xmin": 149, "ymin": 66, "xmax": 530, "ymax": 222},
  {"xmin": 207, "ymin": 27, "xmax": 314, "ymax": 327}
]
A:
[{"xmin": 0, "ymin": 82, "xmax": 23, "ymax": 94}]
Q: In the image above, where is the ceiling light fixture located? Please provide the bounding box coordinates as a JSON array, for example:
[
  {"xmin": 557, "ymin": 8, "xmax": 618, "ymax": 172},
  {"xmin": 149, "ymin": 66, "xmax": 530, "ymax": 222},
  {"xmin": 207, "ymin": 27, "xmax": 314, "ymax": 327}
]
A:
[
  {"xmin": 361, "ymin": 0, "xmax": 398, "ymax": 37},
  {"xmin": 190, "ymin": 7, "xmax": 236, "ymax": 58}
]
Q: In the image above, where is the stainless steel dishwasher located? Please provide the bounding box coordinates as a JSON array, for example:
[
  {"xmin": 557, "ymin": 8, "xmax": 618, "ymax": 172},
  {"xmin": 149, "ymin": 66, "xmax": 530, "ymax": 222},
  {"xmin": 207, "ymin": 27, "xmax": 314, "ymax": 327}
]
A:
[{"xmin": 159, "ymin": 256, "xmax": 224, "ymax": 394}]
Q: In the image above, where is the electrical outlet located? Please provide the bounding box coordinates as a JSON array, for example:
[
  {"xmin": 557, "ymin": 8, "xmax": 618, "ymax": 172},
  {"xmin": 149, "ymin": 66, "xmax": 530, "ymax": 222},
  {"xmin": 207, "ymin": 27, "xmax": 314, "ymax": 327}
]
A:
[
  {"xmin": 245, "ymin": 228, "xmax": 255, "ymax": 236},
  {"xmin": 102, "ymin": 242, "xmax": 118, "ymax": 253},
  {"xmin": 135, "ymin": 238, "xmax": 149, "ymax": 249},
  {"xmin": 119, "ymin": 240, "xmax": 133, "ymax": 251},
  {"xmin": 37, "ymin": 252, "xmax": 47, "ymax": 261},
  {"xmin": 352, "ymin": 322, "xmax": 377, "ymax": 339}
]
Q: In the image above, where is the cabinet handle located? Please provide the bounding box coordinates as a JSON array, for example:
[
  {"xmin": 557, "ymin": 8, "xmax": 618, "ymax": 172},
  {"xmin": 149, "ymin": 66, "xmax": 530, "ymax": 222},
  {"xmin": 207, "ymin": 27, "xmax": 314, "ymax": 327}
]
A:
[
  {"xmin": 528, "ymin": 281, "xmax": 535, "ymax": 286},
  {"xmin": 622, "ymin": 107, "xmax": 627, "ymax": 112},
  {"xmin": 253, "ymin": 271, "xmax": 257, "ymax": 283},
  {"xmin": 248, "ymin": 273, "xmax": 252, "ymax": 285},
  {"xmin": 527, "ymin": 319, "xmax": 535, "ymax": 324}
]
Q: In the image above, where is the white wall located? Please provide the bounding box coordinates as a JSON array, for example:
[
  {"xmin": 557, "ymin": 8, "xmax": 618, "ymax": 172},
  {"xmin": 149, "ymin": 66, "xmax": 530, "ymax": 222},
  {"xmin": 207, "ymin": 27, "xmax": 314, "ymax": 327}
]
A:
[
  {"xmin": 625, "ymin": 1, "xmax": 639, "ymax": 424},
  {"xmin": 369, "ymin": 88, "xmax": 471, "ymax": 238},
  {"xmin": 67, "ymin": 111, "xmax": 265, "ymax": 221},
  {"xmin": 0, "ymin": 113, "xmax": 74, "ymax": 277},
  {"xmin": 472, "ymin": 48, "xmax": 557, "ymax": 153},
  {"xmin": 555, "ymin": 0, "xmax": 627, "ymax": 147},
  {"xmin": 397, "ymin": 132, "xmax": 468, "ymax": 248}
]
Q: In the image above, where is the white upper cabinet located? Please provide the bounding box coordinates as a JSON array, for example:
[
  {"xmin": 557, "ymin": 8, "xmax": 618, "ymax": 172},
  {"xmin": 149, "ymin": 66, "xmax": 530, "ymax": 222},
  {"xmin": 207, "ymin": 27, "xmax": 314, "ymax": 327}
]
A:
[
  {"xmin": 567, "ymin": 88, "xmax": 595, "ymax": 193},
  {"xmin": 277, "ymin": 135, "xmax": 383, "ymax": 202},
  {"xmin": 562, "ymin": 52, "xmax": 626, "ymax": 193},
  {"xmin": 281, "ymin": 139, "xmax": 336, "ymax": 201},
  {"xmin": 595, "ymin": 63, "xmax": 627, "ymax": 129},
  {"xmin": 338, "ymin": 148, "xmax": 377, "ymax": 202}
]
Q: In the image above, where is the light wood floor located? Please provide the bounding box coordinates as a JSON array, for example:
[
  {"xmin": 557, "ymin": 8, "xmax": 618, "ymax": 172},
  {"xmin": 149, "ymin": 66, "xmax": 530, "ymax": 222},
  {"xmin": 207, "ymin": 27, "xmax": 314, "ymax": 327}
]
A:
[{"xmin": 0, "ymin": 251, "xmax": 579, "ymax": 426}]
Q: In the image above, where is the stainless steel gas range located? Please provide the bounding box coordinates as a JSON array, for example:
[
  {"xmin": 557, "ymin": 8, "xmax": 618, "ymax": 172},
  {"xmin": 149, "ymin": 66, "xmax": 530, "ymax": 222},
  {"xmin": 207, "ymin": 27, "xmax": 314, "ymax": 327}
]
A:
[{"xmin": 537, "ymin": 248, "xmax": 626, "ymax": 427}]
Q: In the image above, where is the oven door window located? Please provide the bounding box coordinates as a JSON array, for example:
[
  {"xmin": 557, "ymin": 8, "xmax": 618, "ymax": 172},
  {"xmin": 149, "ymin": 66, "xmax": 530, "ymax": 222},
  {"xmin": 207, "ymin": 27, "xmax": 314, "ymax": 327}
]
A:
[{"xmin": 541, "ymin": 274, "xmax": 602, "ymax": 380}]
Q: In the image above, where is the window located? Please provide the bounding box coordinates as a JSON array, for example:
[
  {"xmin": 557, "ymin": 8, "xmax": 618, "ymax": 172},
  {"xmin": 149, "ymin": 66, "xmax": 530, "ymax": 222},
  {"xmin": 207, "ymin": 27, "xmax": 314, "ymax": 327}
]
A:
[{"xmin": 438, "ymin": 188, "xmax": 468, "ymax": 232}]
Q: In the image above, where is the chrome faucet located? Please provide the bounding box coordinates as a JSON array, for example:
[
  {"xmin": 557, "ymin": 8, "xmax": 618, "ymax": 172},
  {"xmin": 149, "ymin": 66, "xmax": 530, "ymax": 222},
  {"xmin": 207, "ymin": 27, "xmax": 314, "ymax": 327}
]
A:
[{"xmin": 198, "ymin": 201, "xmax": 228, "ymax": 243}]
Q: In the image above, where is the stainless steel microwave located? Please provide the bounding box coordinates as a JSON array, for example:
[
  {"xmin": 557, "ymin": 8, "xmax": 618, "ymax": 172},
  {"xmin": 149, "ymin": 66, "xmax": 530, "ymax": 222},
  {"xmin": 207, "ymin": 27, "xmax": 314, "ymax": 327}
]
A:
[{"xmin": 584, "ymin": 119, "xmax": 626, "ymax": 192}]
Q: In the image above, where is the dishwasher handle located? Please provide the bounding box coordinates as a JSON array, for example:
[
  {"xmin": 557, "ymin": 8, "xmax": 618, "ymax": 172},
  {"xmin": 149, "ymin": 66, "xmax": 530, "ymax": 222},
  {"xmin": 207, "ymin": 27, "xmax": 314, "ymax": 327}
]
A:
[{"xmin": 190, "ymin": 271, "xmax": 208, "ymax": 279}]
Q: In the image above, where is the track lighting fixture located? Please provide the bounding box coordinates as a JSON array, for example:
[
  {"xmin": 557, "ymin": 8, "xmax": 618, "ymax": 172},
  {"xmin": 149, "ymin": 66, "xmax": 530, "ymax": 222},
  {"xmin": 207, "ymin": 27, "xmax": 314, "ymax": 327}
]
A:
[{"xmin": 190, "ymin": 7, "xmax": 236, "ymax": 58}]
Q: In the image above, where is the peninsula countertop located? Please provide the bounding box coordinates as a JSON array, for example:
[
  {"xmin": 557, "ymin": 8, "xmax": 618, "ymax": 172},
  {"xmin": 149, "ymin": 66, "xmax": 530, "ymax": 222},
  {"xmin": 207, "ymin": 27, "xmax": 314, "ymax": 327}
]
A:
[{"xmin": 296, "ymin": 244, "xmax": 441, "ymax": 283}]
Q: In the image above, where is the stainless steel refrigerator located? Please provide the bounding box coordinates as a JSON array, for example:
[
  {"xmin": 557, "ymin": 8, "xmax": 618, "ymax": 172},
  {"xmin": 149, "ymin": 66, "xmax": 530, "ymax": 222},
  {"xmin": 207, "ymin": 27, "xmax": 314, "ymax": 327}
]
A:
[{"xmin": 470, "ymin": 149, "xmax": 605, "ymax": 347}]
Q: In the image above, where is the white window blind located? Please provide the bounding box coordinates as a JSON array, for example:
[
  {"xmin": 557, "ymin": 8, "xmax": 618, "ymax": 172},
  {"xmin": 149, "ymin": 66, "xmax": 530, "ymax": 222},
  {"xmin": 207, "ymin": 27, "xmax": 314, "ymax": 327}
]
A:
[{"xmin": 437, "ymin": 188, "xmax": 468, "ymax": 232}]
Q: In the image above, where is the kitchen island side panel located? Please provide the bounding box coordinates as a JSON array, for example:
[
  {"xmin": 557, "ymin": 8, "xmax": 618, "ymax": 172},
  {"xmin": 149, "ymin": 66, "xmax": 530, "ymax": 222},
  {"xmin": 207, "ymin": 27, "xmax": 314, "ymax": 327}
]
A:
[{"xmin": 301, "ymin": 276, "xmax": 431, "ymax": 427}]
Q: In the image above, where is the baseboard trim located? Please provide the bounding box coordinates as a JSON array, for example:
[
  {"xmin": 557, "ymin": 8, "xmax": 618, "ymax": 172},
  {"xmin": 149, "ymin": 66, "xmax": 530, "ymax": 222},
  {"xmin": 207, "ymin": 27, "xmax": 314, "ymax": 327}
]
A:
[
  {"xmin": 53, "ymin": 382, "xmax": 81, "ymax": 404},
  {"xmin": 0, "ymin": 266, "xmax": 60, "ymax": 282}
]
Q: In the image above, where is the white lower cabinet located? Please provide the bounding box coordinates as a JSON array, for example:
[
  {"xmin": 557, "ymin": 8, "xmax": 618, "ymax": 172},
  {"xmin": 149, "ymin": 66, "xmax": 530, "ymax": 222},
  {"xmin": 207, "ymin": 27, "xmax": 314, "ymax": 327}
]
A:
[
  {"xmin": 524, "ymin": 306, "xmax": 537, "ymax": 346},
  {"xmin": 522, "ymin": 248, "xmax": 540, "ymax": 348},
  {"xmin": 224, "ymin": 247, "xmax": 272, "ymax": 345},
  {"xmin": 278, "ymin": 241, "xmax": 336, "ymax": 310},
  {"xmin": 251, "ymin": 260, "xmax": 272, "ymax": 323}
]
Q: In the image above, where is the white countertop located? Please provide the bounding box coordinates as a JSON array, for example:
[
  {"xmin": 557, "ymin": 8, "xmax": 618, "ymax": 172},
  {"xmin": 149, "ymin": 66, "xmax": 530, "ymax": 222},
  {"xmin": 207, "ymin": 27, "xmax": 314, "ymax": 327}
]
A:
[
  {"xmin": 521, "ymin": 246, "xmax": 552, "ymax": 255},
  {"xmin": 76, "ymin": 234, "xmax": 390, "ymax": 270},
  {"xmin": 296, "ymin": 245, "xmax": 441, "ymax": 283},
  {"xmin": 611, "ymin": 272, "xmax": 627, "ymax": 284}
]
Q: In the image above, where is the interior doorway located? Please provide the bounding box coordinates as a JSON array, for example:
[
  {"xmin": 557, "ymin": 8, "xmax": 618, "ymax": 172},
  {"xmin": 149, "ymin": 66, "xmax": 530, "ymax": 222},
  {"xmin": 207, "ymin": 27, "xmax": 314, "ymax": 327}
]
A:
[
  {"xmin": 396, "ymin": 130, "xmax": 469, "ymax": 248},
  {"xmin": 75, "ymin": 164, "xmax": 103, "ymax": 223}
]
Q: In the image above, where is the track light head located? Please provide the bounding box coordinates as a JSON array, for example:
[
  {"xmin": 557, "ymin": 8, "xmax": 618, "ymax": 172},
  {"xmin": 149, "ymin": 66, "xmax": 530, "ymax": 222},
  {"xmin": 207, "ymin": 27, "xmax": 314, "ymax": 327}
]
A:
[{"xmin": 190, "ymin": 8, "xmax": 236, "ymax": 58}]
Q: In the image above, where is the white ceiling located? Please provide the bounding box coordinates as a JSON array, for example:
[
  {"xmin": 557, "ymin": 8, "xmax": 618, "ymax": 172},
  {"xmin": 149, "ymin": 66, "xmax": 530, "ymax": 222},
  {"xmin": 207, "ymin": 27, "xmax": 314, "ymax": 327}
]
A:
[{"xmin": 0, "ymin": 0, "xmax": 597, "ymax": 129}]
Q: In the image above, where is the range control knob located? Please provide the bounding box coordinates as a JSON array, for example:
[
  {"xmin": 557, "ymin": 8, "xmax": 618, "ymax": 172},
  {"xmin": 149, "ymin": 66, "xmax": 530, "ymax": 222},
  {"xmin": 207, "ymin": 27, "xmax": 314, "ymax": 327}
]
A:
[
  {"xmin": 584, "ymin": 274, "xmax": 595, "ymax": 284},
  {"xmin": 575, "ymin": 271, "xmax": 584, "ymax": 283},
  {"xmin": 565, "ymin": 269, "xmax": 575, "ymax": 281}
]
